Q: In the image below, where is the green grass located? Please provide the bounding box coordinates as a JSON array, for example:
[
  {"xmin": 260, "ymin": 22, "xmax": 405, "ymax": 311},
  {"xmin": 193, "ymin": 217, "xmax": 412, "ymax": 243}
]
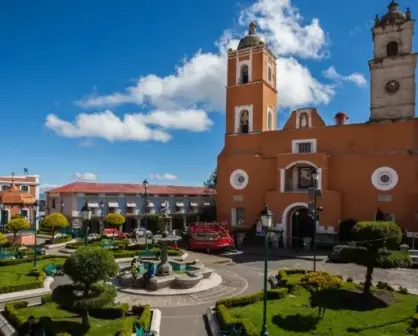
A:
[
  {"xmin": 228, "ymin": 284, "xmax": 417, "ymax": 335},
  {"xmin": 0, "ymin": 258, "xmax": 66, "ymax": 286},
  {"xmin": 16, "ymin": 302, "xmax": 127, "ymax": 336}
]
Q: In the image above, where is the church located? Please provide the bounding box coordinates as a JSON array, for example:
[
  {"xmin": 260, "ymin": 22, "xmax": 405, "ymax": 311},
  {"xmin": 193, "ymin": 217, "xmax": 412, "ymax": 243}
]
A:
[{"xmin": 216, "ymin": 1, "xmax": 418, "ymax": 246}]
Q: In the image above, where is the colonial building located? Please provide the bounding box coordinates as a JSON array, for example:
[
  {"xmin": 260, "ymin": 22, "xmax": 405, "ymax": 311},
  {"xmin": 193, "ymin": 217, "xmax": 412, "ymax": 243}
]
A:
[
  {"xmin": 216, "ymin": 2, "xmax": 418, "ymax": 246},
  {"xmin": 46, "ymin": 182, "xmax": 216, "ymax": 233},
  {"xmin": 0, "ymin": 173, "xmax": 39, "ymax": 229}
]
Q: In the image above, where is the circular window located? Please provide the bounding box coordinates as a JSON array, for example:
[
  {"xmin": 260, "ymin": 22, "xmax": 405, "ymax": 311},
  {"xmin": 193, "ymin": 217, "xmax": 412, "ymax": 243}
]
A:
[
  {"xmin": 230, "ymin": 169, "xmax": 249, "ymax": 190},
  {"xmin": 385, "ymin": 80, "xmax": 400, "ymax": 94},
  {"xmin": 371, "ymin": 167, "xmax": 398, "ymax": 191}
]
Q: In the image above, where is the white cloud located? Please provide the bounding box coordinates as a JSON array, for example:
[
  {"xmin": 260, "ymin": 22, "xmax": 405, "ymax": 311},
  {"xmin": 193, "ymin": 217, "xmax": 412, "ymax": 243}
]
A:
[
  {"xmin": 150, "ymin": 173, "xmax": 177, "ymax": 181},
  {"xmin": 47, "ymin": 0, "xmax": 366, "ymax": 143},
  {"xmin": 323, "ymin": 66, "xmax": 367, "ymax": 88},
  {"xmin": 79, "ymin": 139, "xmax": 94, "ymax": 147},
  {"xmin": 39, "ymin": 184, "xmax": 59, "ymax": 192},
  {"xmin": 73, "ymin": 172, "xmax": 97, "ymax": 181}
]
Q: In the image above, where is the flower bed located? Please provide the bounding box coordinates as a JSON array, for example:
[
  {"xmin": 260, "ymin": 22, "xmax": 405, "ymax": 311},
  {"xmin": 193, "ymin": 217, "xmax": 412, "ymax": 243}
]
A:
[
  {"xmin": 3, "ymin": 299, "xmax": 151, "ymax": 335},
  {"xmin": 216, "ymin": 270, "xmax": 418, "ymax": 336}
]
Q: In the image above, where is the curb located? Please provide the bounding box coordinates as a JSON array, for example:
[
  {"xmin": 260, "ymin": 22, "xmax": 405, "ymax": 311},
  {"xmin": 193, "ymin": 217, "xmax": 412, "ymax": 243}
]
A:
[
  {"xmin": 150, "ymin": 309, "xmax": 161, "ymax": 335},
  {"xmin": 244, "ymin": 251, "xmax": 328, "ymax": 261},
  {"xmin": 0, "ymin": 277, "xmax": 55, "ymax": 304},
  {"xmin": 45, "ymin": 240, "xmax": 77, "ymax": 250},
  {"xmin": 0, "ymin": 312, "xmax": 15, "ymax": 336},
  {"xmin": 206, "ymin": 306, "xmax": 220, "ymax": 336}
]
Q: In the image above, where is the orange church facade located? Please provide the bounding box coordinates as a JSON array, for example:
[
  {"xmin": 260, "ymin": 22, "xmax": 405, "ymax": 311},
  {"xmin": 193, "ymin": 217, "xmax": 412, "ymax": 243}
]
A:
[{"xmin": 216, "ymin": 2, "xmax": 418, "ymax": 246}]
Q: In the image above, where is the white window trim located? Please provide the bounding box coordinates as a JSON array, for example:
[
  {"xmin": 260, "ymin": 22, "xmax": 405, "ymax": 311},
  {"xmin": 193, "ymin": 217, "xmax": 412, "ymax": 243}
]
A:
[
  {"xmin": 295, "ymin": 109, "xmax": 312, "ymax": 129},
  {"xmin": 20, "ymin": 185, "xmax": 29, "ymax": 192},
  {"xmin": 235, "ymin": 105, "xmax": 254, "ymax": 133},
  {"xmin": 291, "ymin": 139, "xmax": 317, "ymax": 154},
  {"xmin": 236, "ymin": 60, "xmax": 252, "ymax": 85},
  {"xmin": 267, "ymin": 106, "xmax": 274, "ymax": 131},
  {"xmin": 267, "ymin": 63, "xmax": 273, "ymax": 85},
  {"xmin": 21, "ymin": 208, "xmax": 30, "ymax": 222}
]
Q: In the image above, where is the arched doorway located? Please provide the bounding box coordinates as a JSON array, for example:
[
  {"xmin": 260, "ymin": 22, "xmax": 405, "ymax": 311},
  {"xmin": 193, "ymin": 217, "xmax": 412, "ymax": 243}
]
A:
[
  {"xmin": 123, "ymin": 217, "xmax": 138, "ymax": 233},
  {"xmin": 290, "ymin": 208, "xmax": 314, "ymax": 248}
]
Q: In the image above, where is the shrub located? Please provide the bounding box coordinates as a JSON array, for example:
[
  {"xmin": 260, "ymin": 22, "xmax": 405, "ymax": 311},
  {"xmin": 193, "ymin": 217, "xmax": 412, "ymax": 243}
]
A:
[
  {"xmin": 3, "ymin": 301, "xmax": 29, "ymax": 328},
  {"xmin": 0, "ymin": 232, "xmax": 7, "ymax": 246},
  {"xmin": 41, "ymin": 293, "xmax": 53, "ymax": 304},
  {"xmin": 375, "ymin": 250, "xmax": 412, "ymax": 268},
  {"xmin": 120, "ymin": 305, "xmax": 152, "ymax": 336},
  {"xmin": 103, "ymin": 213, "xmax": 125, "ymax": 228},
  {"xmin": 216, "ymin": 288, "xmax": 288, "ymax": 308},
  {"xmin": 376, "ymin": 281, "xmax": 394, "ymax": 291},
  {"xmin": 0, "ymin": 254, "xmax": 68, "ymax": 267},
  {"xmin": 0, "ymin": 279, "xmax": 44, "ymax": 294},
  {"xmin": 6, "ymin": 218, "xmax": 30, "ymax": 243},
  {"xmin": 346, "ymin": 277, "xmax": 353, "ymax": 282},
  {"xmin": 338, "ymin": 219, "xmax": 357, "ymax": 243},
  {"xmin": 398, "ymin": 286, "xmax": 409, "ymax": 294},
  {"xmin": 216, "ymin": 304, "xmax": 258, "ymax": 336},
  {"xmin": 299, "ymin": 271, "xmax": 343, "ymax": 291},
  {"xmin": 46, "ymin": 235, "xmax": 72, "ymax": 245},
  {"xmin": 42, "ymin": 213, "xmax": 69, "ymax": 243}
]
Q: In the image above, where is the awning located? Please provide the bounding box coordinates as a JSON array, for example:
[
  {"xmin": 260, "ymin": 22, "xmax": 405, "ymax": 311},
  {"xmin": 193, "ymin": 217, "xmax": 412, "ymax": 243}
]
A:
[
  {"xmin": 190, "ymin": 202, "xmax": 198, "ymax": 207},
  {"xmin": 108, "ymin": 202, "xmax": 119, "ymax": 208},
  {"xmin": 203, "ymin": 202, "xmax": 211, "ymax": 206},
  {"xmin": 87, "ymin": 202, "xmax": 99, "ymax": 208},
  {"xmin": 146, "ymin": 202, "xmax": 155, "ymax": 207},
  {"xmin": 126, "ymin": 203, "xmax": 137, "ymax": 208},
  {"xmin": 176, "ymin": 202, "xmax": 184, "ymax": 207}
]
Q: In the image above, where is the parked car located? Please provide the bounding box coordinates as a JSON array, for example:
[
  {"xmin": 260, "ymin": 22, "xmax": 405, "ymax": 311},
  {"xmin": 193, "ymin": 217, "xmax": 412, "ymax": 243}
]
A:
[
  {"xmin": 131, "ymin": 228, "xmax": 153, "ymax": 239},
  {"xmin": 328, "ymin": 244, "xmax": 349, "ymax": 262},
  {"xmin": 409, "ymin": 250, "xmax": 418, "ymax": 266},
  {"xmin": 87, "ymin": 233, "xmax": 101, "ymax": 241},
  {"xmin": 102, "ymin": 228, "xmax": 128, "ymax": 239}
]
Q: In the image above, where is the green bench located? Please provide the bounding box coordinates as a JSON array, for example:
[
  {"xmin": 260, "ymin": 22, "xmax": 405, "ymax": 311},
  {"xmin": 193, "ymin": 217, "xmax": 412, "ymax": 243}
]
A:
[
  {"xmin": 100, "ymin": 240, "xmax": 114, "ymax": 249},
  {"xmin": 135, "ymin": 326, "xmax": 156, "ymax": 336}
]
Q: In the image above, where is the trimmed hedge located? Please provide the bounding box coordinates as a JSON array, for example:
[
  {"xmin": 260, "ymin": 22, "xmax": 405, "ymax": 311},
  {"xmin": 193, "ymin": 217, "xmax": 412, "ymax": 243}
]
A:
[
  {"xmin": 120, "ymin": 305, "xmax": 152, "ymax": 336},
  {"xmin": 299, "ymin": 271, "xmax": 343, "ymax": 291},
  {"xmin": 277, "ymin": 269, "xmax": 313, "ymax": 291},
  {"xmin": 3, "ymin": 301, "xmax": 29, "ymax": 328},
  {"xmin": 339, "ymin": 247, "xmax": 412, "ymax": 268},
  {"xmin": 0, "ymin": 254, "xmax": 68, "ymax": 267},
  {"xmin": 0, "ymin": 266, "xmax": 46, "ymax": 294},
  {"xmin": 215, "ymin": 289, "xmax": 288, "ymax": 336}
]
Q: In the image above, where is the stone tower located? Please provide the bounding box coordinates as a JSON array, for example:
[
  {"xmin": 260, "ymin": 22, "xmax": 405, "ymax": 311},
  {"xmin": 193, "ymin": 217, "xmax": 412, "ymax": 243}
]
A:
[
  {"xmin": 225, "ymin": 22, "xmax": 278, "ymax": 135},
  {"xmin": 369, "ymin": 1, "xmax": 417, "ymax": 121}
]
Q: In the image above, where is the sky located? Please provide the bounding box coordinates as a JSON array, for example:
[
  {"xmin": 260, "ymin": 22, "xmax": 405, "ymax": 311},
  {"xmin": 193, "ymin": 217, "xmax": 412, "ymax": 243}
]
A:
[{"xmin": 0, "ymin": 0, "xmax": 417, "ymax": 192}]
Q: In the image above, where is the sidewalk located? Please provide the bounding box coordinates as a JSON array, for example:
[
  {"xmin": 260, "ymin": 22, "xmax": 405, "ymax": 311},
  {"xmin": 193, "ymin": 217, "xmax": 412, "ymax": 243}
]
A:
[{"xmin": 238, "ymin": 247, "xmax": 329, "ymax": 261}]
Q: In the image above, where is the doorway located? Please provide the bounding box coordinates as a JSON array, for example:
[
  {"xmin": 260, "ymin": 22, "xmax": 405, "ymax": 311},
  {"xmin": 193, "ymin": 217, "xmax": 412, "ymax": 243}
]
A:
[{"xmin": 291, "ymin": 208, "xmax": 314, "ymax": 248}]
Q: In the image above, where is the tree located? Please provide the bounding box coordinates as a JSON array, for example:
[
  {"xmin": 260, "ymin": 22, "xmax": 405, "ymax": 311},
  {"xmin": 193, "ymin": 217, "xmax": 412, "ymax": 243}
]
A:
[
  {"xmin": 351, "ymin": 221, "xmax": 402, "ymax": 294},
  {"xmin": 6, "ymin": 217, "xmax": 30, "ymax": 243},
  {"xmin": 103, "ymin": 213, "xmax": 125, "ymax": 239},
  {"xmin": 42, "ymin": 213, "xmax": 69, "ymax": 243},
  {"xmin": 204, "ymin": 167, "xmax": 217, "ymax": 189},
  {"xmin": 11, "ymin": 214, "xmax": 23, "ymax": 220},
  {"xmin": 0, "ymin": 233, "xmax": 7, "ymax": 246},
  {"xmin": 63, "ymin": 246, "xmax": 118, "ymax": 297}
]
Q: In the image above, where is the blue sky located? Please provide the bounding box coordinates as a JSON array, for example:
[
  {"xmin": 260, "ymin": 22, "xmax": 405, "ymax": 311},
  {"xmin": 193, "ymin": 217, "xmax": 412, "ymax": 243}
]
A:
[{"xmin": 0, "ymin": 0, "xmax": 416, "ymax": 190}]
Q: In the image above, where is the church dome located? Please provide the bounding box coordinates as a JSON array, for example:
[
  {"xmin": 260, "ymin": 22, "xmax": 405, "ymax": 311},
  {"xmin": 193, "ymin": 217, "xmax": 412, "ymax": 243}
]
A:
[
  {"xmin": 377, "ymin": 1, "xmax": 411, "ymax": 25},
  {"xmin": 237, "ymin": 22, "xmax": 265, "ymax": 50}
]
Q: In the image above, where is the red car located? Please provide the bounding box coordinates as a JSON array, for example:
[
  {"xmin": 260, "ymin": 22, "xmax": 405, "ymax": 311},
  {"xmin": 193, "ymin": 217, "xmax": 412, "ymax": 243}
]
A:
[
  {"xmin": 103, "ymin": 228, "xmax": 128, "ymax": 239},
  {"xmin": 187, "ymin": 222, "xmax": 234, "ymax": 253}
]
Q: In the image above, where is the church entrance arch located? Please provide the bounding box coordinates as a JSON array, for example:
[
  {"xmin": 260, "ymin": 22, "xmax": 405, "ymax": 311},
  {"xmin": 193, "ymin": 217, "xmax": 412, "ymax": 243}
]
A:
[{"xmin": 281, "ymin": 202, "xmax": 315, "ymax": 248}]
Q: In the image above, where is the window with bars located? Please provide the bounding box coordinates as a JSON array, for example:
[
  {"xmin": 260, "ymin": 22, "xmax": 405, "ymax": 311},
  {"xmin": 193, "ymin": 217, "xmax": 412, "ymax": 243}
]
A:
[
  {"xmin": 235, "ymin": 208, "xmax": 245, "ymax": 226},
  {"xmin": 297, "ymin": 142, "xmax": 312, "ymax": 153}
]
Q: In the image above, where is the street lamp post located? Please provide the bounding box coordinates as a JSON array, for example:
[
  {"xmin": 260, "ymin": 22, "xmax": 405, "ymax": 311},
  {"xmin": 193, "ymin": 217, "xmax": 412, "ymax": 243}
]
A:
[
  {"xmin": 142, "ymin": 179, "xmax": 149, "ymax": 251},
  {"xmin": 32, "ymin": 200, "xmax": 39, "ymax": 267},
  {"xmin": 260, "ymin": 205, "xmax": 273, "ymax": 336},
  {"xmin": 81, "ymin": 202, "xmax": 92, "ymax": 246},
  {"xmin": 308, "ymin": 168, "xmax": 322, "ymax": 272}
]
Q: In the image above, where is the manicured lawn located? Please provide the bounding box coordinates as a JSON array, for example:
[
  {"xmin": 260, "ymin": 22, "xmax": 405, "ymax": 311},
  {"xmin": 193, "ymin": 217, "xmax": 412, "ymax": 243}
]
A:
[
  {"xmin": 228, "ymin": 284, "xmax": 417, "ymax": 335},
  {"xmin": 16, "ymin": 302, "xmax": 127, "ymax": 336},
  {"xmin": 0, "ymin": 258, "xmax": 67, "ymax": 286}
]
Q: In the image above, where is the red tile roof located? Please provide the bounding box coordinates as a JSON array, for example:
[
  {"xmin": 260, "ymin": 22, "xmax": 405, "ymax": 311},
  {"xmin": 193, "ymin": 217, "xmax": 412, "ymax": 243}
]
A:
[{"xmin": 46, "ymin": 182, "xmax": 216, "ymax": 195}]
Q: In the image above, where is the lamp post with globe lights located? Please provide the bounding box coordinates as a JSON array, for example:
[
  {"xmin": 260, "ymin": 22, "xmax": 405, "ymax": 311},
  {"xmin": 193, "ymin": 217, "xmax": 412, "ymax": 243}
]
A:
[
  {"xmin": 141, "ymin": 179, "xmax": 149, "ymax": 251},
  {"xmin": 81, "ymin": 202, "xmax": 92, "ymax": 246},
  {"xmin": 308, "ymin": 167, "xmax": 323, "ymax": 272},
  {"xmin": 260, "ymin": 205, "xmax": 273, "ymax": 336}
]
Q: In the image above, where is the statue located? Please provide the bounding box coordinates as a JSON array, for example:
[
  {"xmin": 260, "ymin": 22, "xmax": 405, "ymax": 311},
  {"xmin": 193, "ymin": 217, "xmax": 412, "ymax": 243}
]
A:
[
  {"xmin": 374, "ymin": 14, "xmax": 380, "ymax": 26},
  {"xmin": 406, "ymin": 8, "xmax": 412, "ymax": 20}
]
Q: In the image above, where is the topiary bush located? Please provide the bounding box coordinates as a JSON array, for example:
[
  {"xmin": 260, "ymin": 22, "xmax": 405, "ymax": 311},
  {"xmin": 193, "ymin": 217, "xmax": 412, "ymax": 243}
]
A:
[
  {"xmin": 375, "ymin": 250, "xmax": 412, "ymax": 268},
  {"xmin": 338, "ymin": 219, "xmax": 357, "ymax": 243},
  {"xmin": 298, "ymin": 271, "xmax": 343, "ymax": 291}
]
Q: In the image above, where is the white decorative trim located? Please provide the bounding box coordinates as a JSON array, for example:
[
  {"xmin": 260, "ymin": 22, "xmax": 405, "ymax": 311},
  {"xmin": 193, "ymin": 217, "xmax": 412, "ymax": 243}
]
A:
[
  {"xmin": 281, "ymin": 202, "xmax": 308, "ymax": 248},
  {"xmin": 295, "ymin": 108, "xmax": 312, "ymax": 128},
  {"xmin": 236, "ymin": 58, "xmax": 252, "ymax": 85},
  {"xmin": 284, "ymin": 160, "xmax": 318, "ymax": 170},
  {"xmin": 234, "ymin": 105, "xmax": 254, "ymax": 133},
  {"xmin": 371, "ymin": 167, "xmax": 399, "ymax": 191},
  {"xmin": 279, "ymin": 169, "xmax": 285, "ymax": 193},
  {"xmin": 230, "ymin": 169, "xmax": 249, "ymax": 190},
  {"xmin": 267, "ymin": 106, "xmax": 274, "ymax": 131},
  {"xmin": 291, "ymin": 139, "xmax": 317, "ymax": 153}
]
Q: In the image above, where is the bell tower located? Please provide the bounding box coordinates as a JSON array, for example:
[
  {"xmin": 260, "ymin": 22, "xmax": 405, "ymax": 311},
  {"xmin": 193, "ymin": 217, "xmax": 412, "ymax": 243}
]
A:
[
  {"xmin": 369, "ymin": 1, "xmax": 417, "ymax": 121},
  {"xmin": 225, "ymin": 22, "xmax": 278, "ymax": 135}
]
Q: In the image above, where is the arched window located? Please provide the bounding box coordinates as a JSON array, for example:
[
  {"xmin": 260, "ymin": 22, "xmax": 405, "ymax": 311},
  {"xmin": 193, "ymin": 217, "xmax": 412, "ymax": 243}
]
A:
[
  {"xmin": 239, "ymin": 110, "xmax": 249, "ymax": 133},
  {"xmin": 267, "ymin": 111, "xmax": 273, "ymax": 130},
  {"xmin": 267, "ymin": 66, "xmax": 272, "ymax": 82},
  {"xmin": 299, "ymin": 113, "xmax": 309, "ymax": 128},
  {"xmin": 387, "ymin": 41, "xmax": 399, "ymax": 57},
  {"xmin": 241, "ymin": 65, "xmax": 249, "ymax": 84}
]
